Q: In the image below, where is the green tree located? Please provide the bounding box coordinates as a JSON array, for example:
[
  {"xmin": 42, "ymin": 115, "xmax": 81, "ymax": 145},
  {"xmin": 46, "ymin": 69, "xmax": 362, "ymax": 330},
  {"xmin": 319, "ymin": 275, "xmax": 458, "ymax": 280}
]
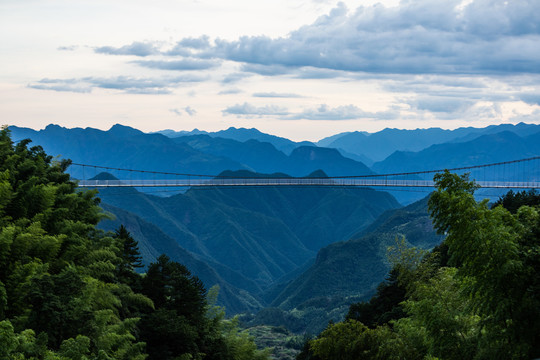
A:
[
  {"xmin": 0, "ymin": 127, "xmax": 146, "ymax": 359},
  {"xmin": 428, "ymin": 171, "xmax": 540, "ymax": 359},
  {"xmin": 113, "ymin": 225, "xmax": 143, "ymax": 290}
]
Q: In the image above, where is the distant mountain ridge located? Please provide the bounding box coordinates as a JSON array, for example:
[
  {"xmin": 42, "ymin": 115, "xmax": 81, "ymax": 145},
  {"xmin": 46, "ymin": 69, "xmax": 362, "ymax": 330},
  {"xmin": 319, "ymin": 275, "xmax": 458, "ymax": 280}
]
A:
[
  {"xmin": 372, "ymin": 130, "xmax": 540, "ymax": 174},
  {"xmin": 317, "ymin": 122, "xmax": 540, "ymax": 163},
  {"xmin": 9, "ymin": 124, "xmax": 248, "ymax": 179},
  {"xmin": 156, "ymin": 126, "xmax": 314, "ymax": 155},
  {"xmin": 10, "ymin": 124, "xmax": 373, "ymax": 180}
]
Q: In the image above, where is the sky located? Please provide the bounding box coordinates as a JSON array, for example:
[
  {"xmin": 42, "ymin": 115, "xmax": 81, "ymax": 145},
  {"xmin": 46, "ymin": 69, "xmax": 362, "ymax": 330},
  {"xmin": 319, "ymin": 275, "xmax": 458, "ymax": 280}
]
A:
[{"xmin": 1, "ymin": 0, "xmax": 540, "ymax": 142}]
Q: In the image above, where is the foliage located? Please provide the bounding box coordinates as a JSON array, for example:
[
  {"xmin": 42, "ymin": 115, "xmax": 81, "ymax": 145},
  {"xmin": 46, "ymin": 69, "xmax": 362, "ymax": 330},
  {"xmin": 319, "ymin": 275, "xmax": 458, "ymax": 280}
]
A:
[
  {"xmin": 428, "ymin": 171, "xmax": 540, "ymax": 359},
  {"xmin": 345, "ymin": 268, "xmax": 406, "ymax": 329},
  {"xmin": 0, "ymin": 127, "xmax": 269, "ymax": 360},
  {"xmin": 491, "ymin": 189, "xmax": 540, "ymax": 213},
  {"xmin": 298, "ymin": 171, "xmax": 539, "ymax": 360}
]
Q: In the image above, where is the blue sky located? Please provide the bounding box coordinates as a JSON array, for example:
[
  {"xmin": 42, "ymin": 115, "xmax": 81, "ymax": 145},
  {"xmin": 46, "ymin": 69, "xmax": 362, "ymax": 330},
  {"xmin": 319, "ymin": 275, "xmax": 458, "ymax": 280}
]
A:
[{"xmin": 1, "ymin": 0, "xmax": 539, "ymax": 141}]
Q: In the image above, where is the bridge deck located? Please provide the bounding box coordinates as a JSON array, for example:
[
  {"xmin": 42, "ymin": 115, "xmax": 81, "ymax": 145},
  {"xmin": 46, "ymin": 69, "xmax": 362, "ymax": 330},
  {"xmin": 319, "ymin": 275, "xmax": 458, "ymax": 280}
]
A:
[{"xmin": 76, "ymin": 179, "xmax": 540, "ymax": 189}]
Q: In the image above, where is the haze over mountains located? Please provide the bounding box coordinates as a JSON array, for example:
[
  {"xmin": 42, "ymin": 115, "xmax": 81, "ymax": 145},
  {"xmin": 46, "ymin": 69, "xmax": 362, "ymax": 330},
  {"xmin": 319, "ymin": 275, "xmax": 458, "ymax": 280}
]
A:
[{"xmin": 8, "ymin": 122, "xmax": 540, "ymax": 331}]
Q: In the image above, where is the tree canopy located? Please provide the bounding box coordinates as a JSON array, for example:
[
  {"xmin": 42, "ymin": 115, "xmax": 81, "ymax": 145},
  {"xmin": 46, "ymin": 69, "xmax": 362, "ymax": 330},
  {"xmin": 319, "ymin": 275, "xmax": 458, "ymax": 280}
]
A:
[
  {"xmin": 0, "ymin": 127, "xmax": 269, "ymax": 359},
  {"xmin": 298, "ymin": 171, "xmax": 539, "ymax": 360}
]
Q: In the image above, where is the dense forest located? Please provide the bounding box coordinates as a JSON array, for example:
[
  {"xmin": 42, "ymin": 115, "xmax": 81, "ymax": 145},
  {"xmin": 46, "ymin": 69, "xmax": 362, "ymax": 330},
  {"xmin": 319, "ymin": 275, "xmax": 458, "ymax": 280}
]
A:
[
  {"xmin": 2, "ymin": 124, "xmax": 539, "ymax": 359},
  {"xmin": 297, "ymin": 174, "xmax": 540, "ymax": 359},
  {"xmin": 0, "ymin": 127, "xmax": 270, "ymax": 359}
]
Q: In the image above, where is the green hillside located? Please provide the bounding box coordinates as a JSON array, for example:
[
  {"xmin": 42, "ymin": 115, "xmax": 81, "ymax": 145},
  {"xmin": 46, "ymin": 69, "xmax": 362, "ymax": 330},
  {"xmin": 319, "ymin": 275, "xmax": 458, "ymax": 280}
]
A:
[
  {"xmin": 251, "ymin": 196, "xmax": 444, "ymax": 334},
  {"xmin": 0, "ymin": 127, "xmax": 270, "ymax": 360},
  {"xmin": 99, "ymin": 203, "xmax": 263, "ymax": 313},
  {"xmin": 97, "ymin": 172, "xmax": 400, "ymax": 303}
]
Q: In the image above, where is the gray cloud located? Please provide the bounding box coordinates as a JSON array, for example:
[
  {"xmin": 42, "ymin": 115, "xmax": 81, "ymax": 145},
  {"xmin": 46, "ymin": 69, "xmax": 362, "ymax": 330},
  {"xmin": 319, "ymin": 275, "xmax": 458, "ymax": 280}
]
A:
[
  {"xmin": 240, "ymin": 63, "xmax": 293, "ymax": 76},
  {"xmin": 411, "ymin": 96, "xmax": 476, "ymax": 113},
  {"xmin": 221, "ymin": 102, "xmax": 398, "ymax": 120},
  {"xmin": 284, "ymin": 104, "xmax": 398, "ymax": 120},
  {"xmin": 253, "ymin": 92, "xmax": 304, "ymax": 98},
  {"xmin": 166, "ymin": 36, "xmax": 211, "ymax": 56},
  {"xmin": 28, "ymin": 75, "xmax": 205, "ymax": 94},
  {"xmin": 221, "ymin": 72, "xmax": 253, "ymax": 84},
  {"xmin": 519, "ymin": 93, "xmax": 540, "ymax": 106},
  {"xmin": 57, "ymin": 45, "xmax": 78, "ymax": 51},
  {"xmin": 169, "ymin": 107, "xmax": 197, "ymax": 116},
  {"xmin": 89, "ymin": 1, "xmax": 540, "ymax": 78},
  {"xmin": 184, "ymin": 106, "xmax": 197, "ymax": 116},
  {"xmin": 218, "ymin": 88, "xmax": 243, "ymax": 95},
  {"xmin": 194, "ymin": 0, "xmax": 540, "ymax": 75},
  {"xmin": 133, "ymin": 58, "xmax": 220, "ymax": 71},
  {"xmin": 178, "ymin": 36, "xmax": 211, "ymax": 49},
  {"xmin": 28, "ymin": 82, "xmax": 91, "ymax": 93},
  {"xmin": 95, "ymin": 41, "xmax": 160, "ymax": 56},
  {"xmin": 170, "ymin": 108, "xmax": 183, "ymax": 116},
  {"xmin": 222, "ymin": 102, "xmax": 289, "ymax": 117}
]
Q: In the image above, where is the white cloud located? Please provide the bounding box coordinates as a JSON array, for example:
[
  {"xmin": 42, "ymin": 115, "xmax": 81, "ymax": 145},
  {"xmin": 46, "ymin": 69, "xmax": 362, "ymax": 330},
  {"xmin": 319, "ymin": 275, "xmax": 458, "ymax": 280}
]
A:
[
  {"xmin": 284, "ymin": 104, "xmax": 399, "ymax": 120},
  {"xmin": 222, "ymin": 102, "xmax": 289, "ymax": 117}
]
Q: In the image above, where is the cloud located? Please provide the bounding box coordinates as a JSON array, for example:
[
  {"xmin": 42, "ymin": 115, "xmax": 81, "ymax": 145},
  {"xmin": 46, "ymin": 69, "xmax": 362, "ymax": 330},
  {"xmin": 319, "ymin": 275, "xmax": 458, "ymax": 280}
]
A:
[
  {"xmin": 89, "ymin": 1, "xmax": 540, "ymax": 78},
  {"xmin": 222, "ymin": 102, "xmax": 289, "ymax": 117},
  {"xmin": 240, "ymin": 64, "xmax": 293, "ymax": 76},
  {"xmin": 177, "ymin": 36, "xmax": 211, "ymax": 49},
  {"xmin": 95, "ymin": 41, "xmax": 160, "ymax": 56},
  {"xmin": 166, "ymin": 36, "xmax": 211, "ymax": 56},
  {"xmin": 284, "ymin": 104, "xmax": 398, "ymax": 120},
  {"xmin": 221, "ymin": 102, "xmax": 398, "ymax": 120},
  {"xmin": 411, "ymin": 96, "xmax": 476, "ymax": 113},
  {"xmin": 190, "ymin": 0, "xmax": 540, "ymax": 75},
  {"xmin": 57, "ymin": 45, "xmax": 78, "ymax": 51},
  {"xmin": 519, "ymin": 93, "xmax": 540, "ymax": 106},
  {"xmin": 218, "ymin": 88, "xmax": 243, "ymax": 95},
  {"xmin": 133, "ymin": 58, "xmax": 220, "ymax": 71},
  {"xmin": 169, "ymin": 106, "xmax": 197, "ymax": 116},
  {"xmin": 252, "ymin": 92, "xmax": 304, "ymax": 98},
  {"xmin": 28, "ymin": 81, "xmax": 91, "ymax": 93},
  {"xmin": 221, "ymin": 72, "xmax": 252, "ymax": 84},
  {"xmin": 28, "ymin": 75, "xmax": 206, "ymax": 94},
  {"xmin": 184, "ymin": 106, "xmax": 197, "ymax": 116}
]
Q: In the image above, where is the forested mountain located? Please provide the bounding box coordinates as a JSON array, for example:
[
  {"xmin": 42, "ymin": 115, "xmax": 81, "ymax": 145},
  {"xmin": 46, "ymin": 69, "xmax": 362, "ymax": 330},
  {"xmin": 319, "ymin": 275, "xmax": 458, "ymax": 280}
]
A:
[
  {"xmin": 372, "ymin": 130, "xmax": 540, "ymax": 174},
  {"xmin": 317, "ymin": 122, "xmax": 540, "ymax": 163},
  {"xmin": 8, "ymin": 122, "xmax": 538, "ymax": 350},
  {"xmin": 96, "ymin": 171, "xmax": 400, "ymax": 304},
  {"xmin": 10, "ymin": 124, "xmax": 372, "ymax": 179},
  {"xmin": 10, "ymin": 124, "xmax": 248, "ymax": 179},
  {"xmin": 99, "ymin": 202, "xmax": 263, "ymax": 313},
  {"xmin": 173, "ymin": 135, "xmax": 373, "ymax": 177},
  {"xmin": 0, "ymin": 127, "xmax": 270, "ymax": 360},
  {"xmin": 299, "ymin": 174, "xmax": 540, "ymax": 360},
  {"xmin": 248, "ymin": 196, "xmax": 443, "ymax": 334},
  {"xmin": 157, "ymin": 126, "xmax": 313, "ymax": 155}
]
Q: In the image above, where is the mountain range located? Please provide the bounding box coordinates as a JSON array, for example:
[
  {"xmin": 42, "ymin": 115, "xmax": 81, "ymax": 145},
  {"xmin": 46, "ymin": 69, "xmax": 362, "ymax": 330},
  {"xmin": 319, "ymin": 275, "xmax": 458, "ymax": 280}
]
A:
[
  {"xmin": 8, "ymin": 122, "xmax": 539, "ymax": 330},
  {"xmin": 95, "ymin": 171, "xmax": 399, "ymax": 311},
  {"xmin": 316, "ymin": 122, "xmax": 540, "ymax": 164}
]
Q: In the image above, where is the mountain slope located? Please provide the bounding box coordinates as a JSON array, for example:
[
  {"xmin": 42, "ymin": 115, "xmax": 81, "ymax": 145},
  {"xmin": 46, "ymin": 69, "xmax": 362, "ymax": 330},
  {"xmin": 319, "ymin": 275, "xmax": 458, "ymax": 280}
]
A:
[
  {"xmin": 372, "ymin": 131, "xmax": 540, "ymax": 175},
  {"xmin": 99, "ymin": 203, "xmax": 262, "ymax": 313},
  {"xmin": 96, "ymin": 171, "xmax": 400, "ymax": 292},
  {"xmin": 9, "ymin": 124, "xmax": 248, "ymax": 178},
  {"xmin": 212, "ymin": 127, "xmax": 314, "ymax": 154},
  {"xmin": 268, "ymin": 196, "xmax": 444, "ymax": 311},
  {"xmin": 319, "ymin": 122, "xmax": 540, "ymax": 162}
]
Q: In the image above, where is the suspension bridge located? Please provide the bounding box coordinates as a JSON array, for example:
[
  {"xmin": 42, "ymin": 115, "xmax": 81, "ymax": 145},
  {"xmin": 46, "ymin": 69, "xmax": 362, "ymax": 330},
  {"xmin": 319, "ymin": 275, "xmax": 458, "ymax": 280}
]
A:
[{"xmin": 70, "ymin": 156, "xmax": 540, "ymax": 189}]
